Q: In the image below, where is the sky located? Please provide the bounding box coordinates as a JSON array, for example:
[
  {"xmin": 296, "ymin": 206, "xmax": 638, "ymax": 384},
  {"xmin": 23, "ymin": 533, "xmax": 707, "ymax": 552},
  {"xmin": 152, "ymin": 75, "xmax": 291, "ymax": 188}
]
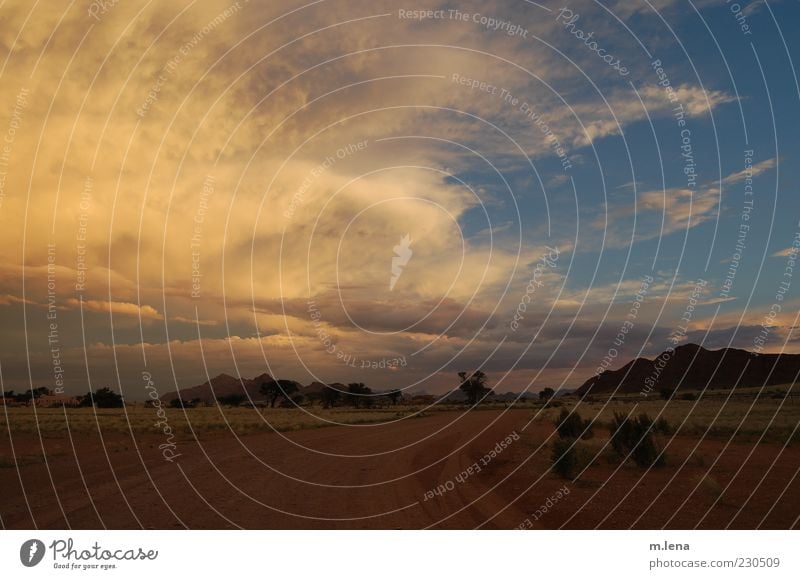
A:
[{"xmin": 0, "ymin": 0, "xmax": 798, "ymax": 399}]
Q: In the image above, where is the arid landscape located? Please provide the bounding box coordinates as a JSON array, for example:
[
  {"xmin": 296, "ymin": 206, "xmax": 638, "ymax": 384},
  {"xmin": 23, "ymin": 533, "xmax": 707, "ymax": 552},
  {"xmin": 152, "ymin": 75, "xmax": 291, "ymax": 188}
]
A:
[
  {"xmin": 2, "ymin": 376, "xmax": 798, "ymax": 529},
  {"xmin": 1, "ymin": 0, "xmax": 800, "ymax": 553}
]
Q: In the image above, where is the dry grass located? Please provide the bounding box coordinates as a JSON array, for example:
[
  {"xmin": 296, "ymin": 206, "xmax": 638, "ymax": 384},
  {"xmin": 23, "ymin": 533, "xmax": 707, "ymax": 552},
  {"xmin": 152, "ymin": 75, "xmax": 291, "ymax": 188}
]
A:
[
  {"xmin": 530, "ymin": 393, "xmax": 800, "ymax": 444},
  {"xmin": 0, "ymin": 406, "xmax": 423, "ymax": 438}
]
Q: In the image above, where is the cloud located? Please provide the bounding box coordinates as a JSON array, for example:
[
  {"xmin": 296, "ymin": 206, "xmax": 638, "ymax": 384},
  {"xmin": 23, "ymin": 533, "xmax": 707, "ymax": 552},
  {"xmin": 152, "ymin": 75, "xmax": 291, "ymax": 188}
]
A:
[
  {"xmin": 772, "ymin": 247, "xmax": 798, "ymax": 258},
  {"xmin": 723, "ymin": 158, "xmax": 777, "ymax": 184},
  {"xmin": 63, "ymin": 299, "xmax": 164, "ymax": 320}
]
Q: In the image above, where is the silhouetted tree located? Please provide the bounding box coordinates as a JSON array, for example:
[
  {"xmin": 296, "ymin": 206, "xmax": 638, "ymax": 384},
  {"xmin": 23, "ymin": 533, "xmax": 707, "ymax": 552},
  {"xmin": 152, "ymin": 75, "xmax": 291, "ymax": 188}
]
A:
[
  {"xmin": 169, "ymin": 397, "xmax": 197, "ymax": 409},
  {"xmin": 539, "ymin": 387, "xmax": 555, "ymax": 401},
  {"xmin": 79, "ymin": 387, "xmax": 123, "ymax": 408},
  {"xmin": 458, "ymin": 371, "xmax": 489, "ymax": 405},
  {"xmin": 261, "ymin": 379, "xmax": 299, "ymax": 408},
  {"xmin": 347, "ymin": 383, "xmax": 372, "ymax": 408},
  {"xmin": 387, "ymin": 389, "xmax": 402, "ymax": 405},
  {"xmin": 18, "ymin": 387, "xmax": 51, "ymax": 402},
  {"xmin": 216, "ymin": 394, "xmax": 246, "ymax": 406},
  {"xmin": 320, "ymin": 386, "xmax": 340, "ymax": 408}
]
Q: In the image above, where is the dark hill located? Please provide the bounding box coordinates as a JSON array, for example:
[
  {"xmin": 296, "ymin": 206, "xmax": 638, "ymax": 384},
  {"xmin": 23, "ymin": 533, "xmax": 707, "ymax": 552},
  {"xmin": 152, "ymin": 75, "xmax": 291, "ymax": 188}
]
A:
[
  {"xmin": 576, "ymin": 343, "xmax": 800, "ymax": 396},
  {"xmin": 161, "ymin": 373, "xmax": 274, "ymax": 403},
  {"xmin": 162, "ymin": 375, "xmax": 347, "ymax": 405}
]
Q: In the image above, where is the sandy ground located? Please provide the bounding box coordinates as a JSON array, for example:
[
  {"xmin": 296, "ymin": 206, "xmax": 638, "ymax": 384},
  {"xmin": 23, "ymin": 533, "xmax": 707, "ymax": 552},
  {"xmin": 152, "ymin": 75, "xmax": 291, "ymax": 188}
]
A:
[{"xmin": 1, "ymin": 409, "xmax": 797, "ymax": 529}]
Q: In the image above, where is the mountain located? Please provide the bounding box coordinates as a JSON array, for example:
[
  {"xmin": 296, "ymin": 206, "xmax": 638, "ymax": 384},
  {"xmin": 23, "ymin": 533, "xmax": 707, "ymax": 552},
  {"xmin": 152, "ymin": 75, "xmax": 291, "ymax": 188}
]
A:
[
  {"xmin": 576, "ymin": 343, "xmax": 800, "ymax": 396},
  {"xmin": 161, "ymin": 373, "xmax": 274, "ymax": 403},
  {"xmin": 162, "ymin": 375, "xmax": 347, "ymax": 404}
]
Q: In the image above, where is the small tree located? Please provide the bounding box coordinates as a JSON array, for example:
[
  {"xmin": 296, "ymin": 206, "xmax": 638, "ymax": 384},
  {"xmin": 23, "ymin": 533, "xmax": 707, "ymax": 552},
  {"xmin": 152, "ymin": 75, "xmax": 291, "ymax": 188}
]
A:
[
  {"xmin": 610, "ymin": 412, "xmax": 665, "ymax": 467},
  {"xmin": 79, "ymin": 387, "xmax": 124, "ymax": 408},
  {"xmin": 458, "ymin": 371, "xmax": 489, "ymax": 405},
  {"xmin": 539, "ymin": 387, "xmax": 555, "ymax": 402},
  {"xmin": 260, "ymin": 379, "xmax": 299, "ymax": 408},
  {"xmin": 320, "ymin": 385, "xmax": 340, "ymax": 408},
  {"xmin": 169, "ymin": 398, "xmax": 196, "ymax": 409},
  {"xmin": 217, "ymin": 394, "xmax": 246, "ymax": 406},
  {"xmin": 387, "ymin": 389, "xmax": 402, "ymax": 405},
  {"xmin": 20, "ymin": 387, "xmax": 51, "ymax": 401},
  {"xmin": 555, "ymin": 408, "xmax": 593, "ymax": 439},
  {"xmin": 551, "ymin": 439, "xmax": 578, "ymax": 479},
  {"xmin": 347, "ymin": 383, "xmax": 372, "ymax": 408}
]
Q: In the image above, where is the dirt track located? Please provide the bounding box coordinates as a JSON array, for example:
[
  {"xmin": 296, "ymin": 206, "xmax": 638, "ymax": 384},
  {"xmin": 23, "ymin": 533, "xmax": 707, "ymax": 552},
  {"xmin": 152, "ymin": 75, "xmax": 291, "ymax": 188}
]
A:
[{"xmin": 1, "ymin": 409, "xmax": 798, "ymax": 529}]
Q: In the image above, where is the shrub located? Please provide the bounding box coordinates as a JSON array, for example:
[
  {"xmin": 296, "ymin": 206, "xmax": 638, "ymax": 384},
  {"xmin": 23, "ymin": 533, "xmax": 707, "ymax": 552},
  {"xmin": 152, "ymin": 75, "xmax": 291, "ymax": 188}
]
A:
[
  {"xmin": 653, "ymin": 416, "xmax": 674, "ymax": 435},
  {"xmin": 551, "ymin": 439, "xmax": 579, "ymax": 479},
  {"xmin": 551, "ymin": 438, "xmax": 596, "ymax": 479},
  {"xmin": 610, "ymin": 412, "xmax": 665, "ymax": 467},
  {"xmin": 216, "ymin": 394, "xmax": 246, "ymax": 406},
  {"xmin": 555, "ymin": 408, "xmax": 594, "ymax": 440}
]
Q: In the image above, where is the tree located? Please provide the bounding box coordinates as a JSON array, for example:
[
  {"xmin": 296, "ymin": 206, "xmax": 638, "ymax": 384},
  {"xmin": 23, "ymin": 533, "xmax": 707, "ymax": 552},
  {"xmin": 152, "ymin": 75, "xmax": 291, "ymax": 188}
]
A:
[
  {"xmin": 458, "ymin": 371, "xmax": 489, "ymax": 405},
  {"xmin": 260, "ymin": 379, "xmax": 299, "ymax": 408},
  {"xmin": 346, "ymin": 383, "xmax": 372, "ymax": 408},
  {"xmin": 555, "ymin": 408, "xmax": 593, "ymax": 440},
  {"xmin": 387, "ymin": 389, "xmax": 402, "ymax": 405},
  {"xmin": 217, "ymin": 394, "xmax": 246, "ymax": 406},
  {"xmin": 18, "ymin": 387, "xmax": 51, "ymax": 401},
  {"xmin": 79, "ymin": 387, "xmax": 124, "ymax": 408},
  {"xmin": 539, "ymin": 387, "xmax": 555, "ymax": 402},
  {"xmin": 320, "ymin": 385, "xmax": 340, "ymax": 409},
  {"xmin": 169, "ymin": 397, "xmax": 197, "ymax": 409}
]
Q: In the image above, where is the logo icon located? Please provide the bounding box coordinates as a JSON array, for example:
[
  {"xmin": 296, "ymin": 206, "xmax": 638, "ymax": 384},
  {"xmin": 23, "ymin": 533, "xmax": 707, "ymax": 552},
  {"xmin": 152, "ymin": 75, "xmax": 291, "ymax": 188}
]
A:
[
  {"xmin": 20, "ymin": 539, "xmax": 45, "ymax": 567},
  {"xmin": 390, "ymin": 234, "xmax": 413, "ymax": 291}
]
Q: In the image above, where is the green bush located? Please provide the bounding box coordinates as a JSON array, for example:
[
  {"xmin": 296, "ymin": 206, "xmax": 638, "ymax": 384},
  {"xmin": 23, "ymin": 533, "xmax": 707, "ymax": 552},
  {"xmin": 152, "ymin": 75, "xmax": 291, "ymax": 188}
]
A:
[
  {"xmin": 555, "ymin": 408, "xmax": 594, "ymax": 440},
  {"xmin": 610, "ymin": 412, "xmax": 665, "ymax": 467}
]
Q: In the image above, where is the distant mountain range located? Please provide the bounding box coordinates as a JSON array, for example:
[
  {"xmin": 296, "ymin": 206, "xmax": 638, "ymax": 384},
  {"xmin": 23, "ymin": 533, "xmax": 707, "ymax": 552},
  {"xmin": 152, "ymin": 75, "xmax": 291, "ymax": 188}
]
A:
[
  {"xmin": 161, "ymin": 374, "xmax": 541, "ymax": 405},
  {"xmin": 160, "ymin": 374, "xmax": 329, "ymax": 404},
  {"xmin": 576, "ymin": 343, "xmax": 800, "ymax": 396},
  {"xmin": 162, "ymin": 343, "xmax": 796, "ymax": 404}
]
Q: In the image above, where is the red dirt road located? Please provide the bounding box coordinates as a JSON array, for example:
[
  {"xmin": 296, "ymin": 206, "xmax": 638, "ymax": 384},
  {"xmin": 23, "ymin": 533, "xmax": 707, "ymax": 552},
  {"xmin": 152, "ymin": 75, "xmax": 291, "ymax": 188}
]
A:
[{"xmin": 1, "ymin": 410, "xmax": 798, "ymax": 529}]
